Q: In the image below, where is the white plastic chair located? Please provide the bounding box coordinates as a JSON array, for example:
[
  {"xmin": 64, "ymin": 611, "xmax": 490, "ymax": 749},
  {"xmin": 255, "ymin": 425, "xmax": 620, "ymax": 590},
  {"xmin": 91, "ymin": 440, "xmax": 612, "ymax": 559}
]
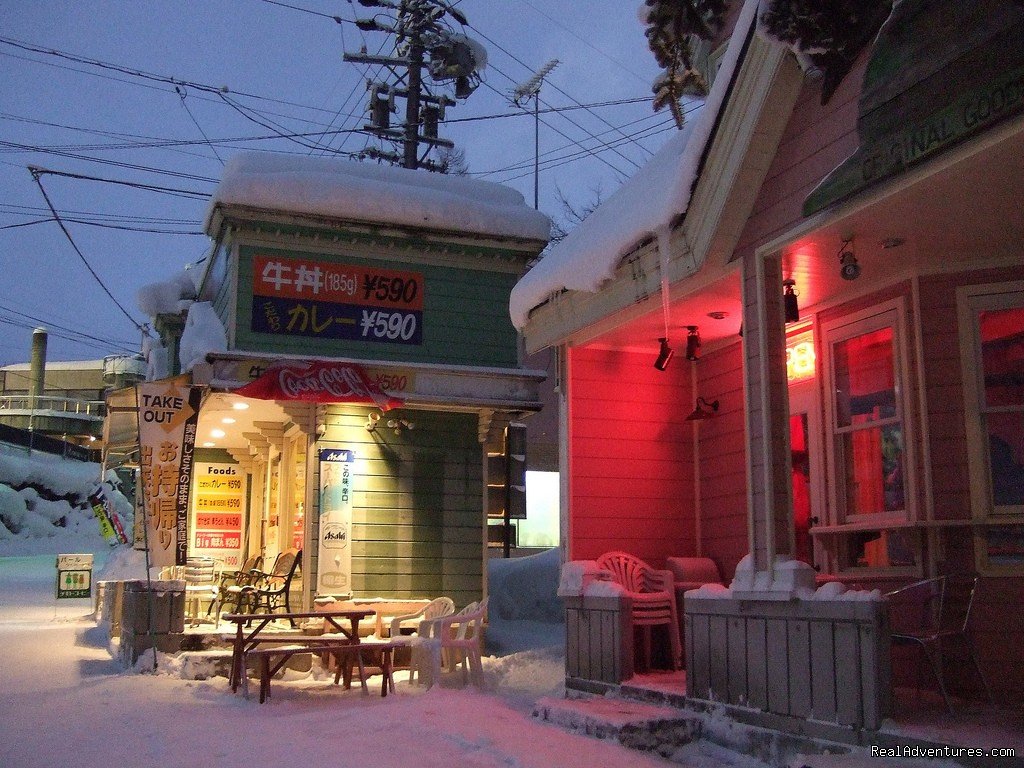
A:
[
  {"xmin": 182, "ymin": 557, "xmax": 219, "ymax": 626},
  {"xmin": 385, "ymin": 597, "xmax": 456, "ymax": 681},
  {"xmin": 386, "ymin": 597, "xmax": 455, "ymax": 636},
  {"xmin": 412, "ymin": 597, "xmax": 488, "ymax": 688}
]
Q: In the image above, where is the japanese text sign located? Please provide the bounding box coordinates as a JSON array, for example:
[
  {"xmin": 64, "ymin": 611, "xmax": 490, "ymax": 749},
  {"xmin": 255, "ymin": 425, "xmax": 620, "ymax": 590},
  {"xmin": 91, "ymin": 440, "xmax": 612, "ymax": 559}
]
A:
[
  {"xmin": 137, "ymin": 381, "xmax": 202, "ymax": 569},
  {"xmin": 251, "ymin": 255, "xmax": 424, "ymax": 345}
]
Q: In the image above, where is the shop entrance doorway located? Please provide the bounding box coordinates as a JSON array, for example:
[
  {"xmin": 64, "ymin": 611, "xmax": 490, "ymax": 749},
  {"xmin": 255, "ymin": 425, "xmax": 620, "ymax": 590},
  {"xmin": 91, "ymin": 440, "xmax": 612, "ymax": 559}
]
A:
[{"xmin": 789, "ymin": 382, "xmax": 822, "ymax": 568}]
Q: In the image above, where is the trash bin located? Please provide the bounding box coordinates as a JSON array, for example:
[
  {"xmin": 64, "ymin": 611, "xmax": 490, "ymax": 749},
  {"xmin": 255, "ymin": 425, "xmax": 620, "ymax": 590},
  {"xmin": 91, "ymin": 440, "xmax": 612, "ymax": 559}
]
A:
[{"xmin": 119, "ymin": 579, "xmax": 186, "ymax": 667}]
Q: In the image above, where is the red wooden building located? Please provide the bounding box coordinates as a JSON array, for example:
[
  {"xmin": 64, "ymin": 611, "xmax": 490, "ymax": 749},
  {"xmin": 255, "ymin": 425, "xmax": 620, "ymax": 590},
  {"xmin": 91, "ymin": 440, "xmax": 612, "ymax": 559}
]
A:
[{"xmin": 512, "ymin": 0, "xmax": 1024, "ymax": 716}]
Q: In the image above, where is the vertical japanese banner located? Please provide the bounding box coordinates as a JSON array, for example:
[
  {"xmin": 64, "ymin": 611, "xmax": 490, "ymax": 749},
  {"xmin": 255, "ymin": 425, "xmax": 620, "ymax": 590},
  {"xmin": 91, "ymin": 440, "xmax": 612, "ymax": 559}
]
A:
[
  {"xmin": 191, "ymin": 463, "xmax": 247, "ymax": 567},
  {"xmin": 317, "ymin": 448, "xmax": 354, "ymax": 595},
  {"xmin": 138, "ymin": 381, "xmax": 202, "ymax": 569}
]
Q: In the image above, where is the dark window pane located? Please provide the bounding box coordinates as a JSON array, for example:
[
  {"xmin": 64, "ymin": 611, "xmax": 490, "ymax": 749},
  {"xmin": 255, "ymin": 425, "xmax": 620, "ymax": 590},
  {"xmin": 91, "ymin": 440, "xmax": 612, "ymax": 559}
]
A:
[{"xmin": 834, "ymin": 327, "xmax": 896, "ymax": 428}]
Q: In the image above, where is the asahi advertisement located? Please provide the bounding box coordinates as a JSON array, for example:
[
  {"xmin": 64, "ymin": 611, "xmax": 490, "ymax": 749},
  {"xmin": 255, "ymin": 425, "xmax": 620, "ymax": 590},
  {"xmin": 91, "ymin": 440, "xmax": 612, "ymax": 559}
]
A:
[
  {"xmin": 317, "ymin": 448, "xmax": 354, "ymax": 596},
  {"xmin": 138, "ymin": 380, "xmax": 202, "ymax": 569}
]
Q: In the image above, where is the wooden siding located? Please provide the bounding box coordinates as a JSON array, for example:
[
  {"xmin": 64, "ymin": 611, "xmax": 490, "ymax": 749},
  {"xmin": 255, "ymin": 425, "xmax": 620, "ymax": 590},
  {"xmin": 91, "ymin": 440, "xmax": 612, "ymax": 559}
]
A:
[
  {"xmin": 233, "ymin": 244, "xmax": 520, "ymax": 368},
  {"xmin": 315, "ymin": 405, "xmax": 483, "ymax": 608},
  {"xmin": 568, "ymin": 346, "xmax": 696, "ymax": 566},
  {"xmin": 686, "ymin": 594, "xmax": 891, "ymax": 729},
  {"xmin": 696, "ymin": 340, "xmax": 748, "ymax": 583},
  {"xmin": 733, "ymin": 57, "xmax": 866, "ymax": 264}
]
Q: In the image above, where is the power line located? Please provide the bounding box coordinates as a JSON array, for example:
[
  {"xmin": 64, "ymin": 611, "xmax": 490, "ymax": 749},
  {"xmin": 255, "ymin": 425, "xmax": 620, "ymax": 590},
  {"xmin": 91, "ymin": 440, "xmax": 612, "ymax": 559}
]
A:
[
  {"xmin": 472, "ymin": 106, "xmax": 678, "ymax": 177},
  {"xmin": 0, "ymin": 217, "xmax": 205, "ymax": 235},
  {"xmin": 467, "ymin": 24, "xmax": 652, "ymax": 167},
  {"xmin": 11, "ymin": 166, "xmax": 210, "ymax": 200},
  {"xmin": 513, "ymin": 0, "xmax": 652, "ymax": 88},
  {"xmin": 28, "ymin": 167, "xmax": 147, "ymax": 334},
  {"xmin": 256, "ymin": 0, "xmax": 353, "ymax": 24},
  {"xmin": 0, "ymin": 304, "xmax": 138, "ymax": 353},
  {"xmin": 0, "ymin": 140, "xmax": 219, "ymax": 187},
  {"xmin": 176, "ymin": 86, "xmax": 225, "ymax": 166}
]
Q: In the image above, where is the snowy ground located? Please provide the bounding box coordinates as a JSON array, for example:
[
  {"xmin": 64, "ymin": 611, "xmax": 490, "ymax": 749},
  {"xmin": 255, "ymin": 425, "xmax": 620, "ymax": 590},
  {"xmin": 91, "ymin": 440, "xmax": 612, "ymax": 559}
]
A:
[
  {"xmin": 0, "ymin": 451, "xmax": 1009, "ymax": 768},
  {"xmin": 1, "ymin": 549, "xmax": 675, "ymax": 768}
]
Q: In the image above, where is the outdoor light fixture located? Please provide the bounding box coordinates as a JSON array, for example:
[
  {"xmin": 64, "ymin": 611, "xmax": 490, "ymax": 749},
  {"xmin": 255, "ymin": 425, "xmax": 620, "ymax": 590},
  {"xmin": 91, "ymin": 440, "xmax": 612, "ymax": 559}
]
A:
[
  {"xmin": 365, "ymin": 411, "xmax": 381, "ymax": 432},
  {"xmin": 654, "ymin": 337, "xmax": 674, "ymax": 371},
  {"xmin": 685, "ymin": 397, "xmax": 720, "ymax": 421},
  {"xmin": 839, "ymin": 238, "xmax": 860, "ymax": 281},
  {"xmin": 388, "ymin": 418, "xmax": 414, "ymax": 435},
  {"xmin": 685, "ymin": 326, "xmax": 701, "ymax": 361},
  {"xmin": 783, "ymin": 278, "xmax": 800, "ymax": 323}
]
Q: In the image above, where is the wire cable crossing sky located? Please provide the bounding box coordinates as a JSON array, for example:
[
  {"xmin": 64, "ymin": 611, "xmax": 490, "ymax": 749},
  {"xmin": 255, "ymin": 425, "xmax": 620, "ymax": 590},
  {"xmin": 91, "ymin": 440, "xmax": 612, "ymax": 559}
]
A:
[{"xmin": 0, "ymin": 0, "xmax": 674, "ymax": 365}]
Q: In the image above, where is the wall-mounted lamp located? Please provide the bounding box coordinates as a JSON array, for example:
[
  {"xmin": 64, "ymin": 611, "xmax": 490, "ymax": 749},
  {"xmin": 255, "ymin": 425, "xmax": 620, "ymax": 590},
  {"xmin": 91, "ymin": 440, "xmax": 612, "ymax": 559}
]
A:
[
  {"xmin": 685, "ymin": 397, "xmax": 719, "ymax": 421},
  {"xmin": 387, "ymin": 418, "xmax": 414, "ymax": 435},
  {"xmin": 839, "ymin": 237, "xmax": 860, "ymax": 281},
  {"xmin": 685, "ymin": 326, "xmax": 701, "ymax": 361},
  {"xmin": 783, "ymin": 278, "xmax": 800, "ymax": 323},
  {"xmin": 365, "ymin": 411, "xmax": 381, "ymax": 432},
  {"xmin": 654, "ymin": 337, "xmax": 674, "ymax": 371}
]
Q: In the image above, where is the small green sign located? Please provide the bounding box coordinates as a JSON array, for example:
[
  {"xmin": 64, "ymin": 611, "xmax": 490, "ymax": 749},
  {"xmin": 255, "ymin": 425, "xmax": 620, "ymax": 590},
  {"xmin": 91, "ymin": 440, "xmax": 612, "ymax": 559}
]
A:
[{"xmin": 56, "ymin": 553, "xmax": 93, "ymax": 599}]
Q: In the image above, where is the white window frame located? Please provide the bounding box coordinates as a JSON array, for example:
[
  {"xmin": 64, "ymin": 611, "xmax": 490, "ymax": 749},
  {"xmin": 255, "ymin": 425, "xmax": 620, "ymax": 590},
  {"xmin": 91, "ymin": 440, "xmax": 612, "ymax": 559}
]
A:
[
  {"xmin": 822, "ymin": 298, "xmax": 918, "ymax": 531},
  {"xmin": 958, "ymin": 282, "xmax": 1024, "ymax": 574}
]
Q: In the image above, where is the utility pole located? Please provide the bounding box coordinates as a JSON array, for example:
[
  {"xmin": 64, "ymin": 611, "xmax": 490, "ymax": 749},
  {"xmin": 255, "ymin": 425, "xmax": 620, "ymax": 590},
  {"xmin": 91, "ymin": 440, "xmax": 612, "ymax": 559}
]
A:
[
  {"xmin": 345, "ymin": 0, "xmax": 484, "ymax": 172},
  {"xmin": 513, "ymin": 60, "xmax": 559, "ymax": 210}
]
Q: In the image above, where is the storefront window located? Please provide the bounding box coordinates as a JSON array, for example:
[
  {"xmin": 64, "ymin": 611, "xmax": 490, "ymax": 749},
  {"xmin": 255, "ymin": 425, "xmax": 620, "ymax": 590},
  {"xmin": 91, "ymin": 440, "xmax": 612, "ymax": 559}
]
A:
[
  {"xmin": 979, "ymin": 305, "xmax": 1024, "ymax": 510},
  {"xmin": 830, "ymin": 322, "xmax": 907, "ymax": 521},
  {"xmin": 843, "ymin": 528, "xmax": 917, "ymax": 569}
]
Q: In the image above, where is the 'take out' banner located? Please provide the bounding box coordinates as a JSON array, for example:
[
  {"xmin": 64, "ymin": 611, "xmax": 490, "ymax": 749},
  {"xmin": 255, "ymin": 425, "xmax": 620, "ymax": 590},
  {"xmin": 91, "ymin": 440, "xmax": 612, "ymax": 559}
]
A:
[{"xmin": 138, "ymin": 381, "xmax": 202, "ymax": 569}]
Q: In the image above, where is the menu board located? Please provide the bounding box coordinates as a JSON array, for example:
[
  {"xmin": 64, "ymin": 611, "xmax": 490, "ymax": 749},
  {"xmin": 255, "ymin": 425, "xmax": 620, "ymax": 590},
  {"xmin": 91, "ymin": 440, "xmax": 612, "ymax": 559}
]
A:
[{"xmin": 191, "ymin": 462, "xmax": 247, "ymax": 568}]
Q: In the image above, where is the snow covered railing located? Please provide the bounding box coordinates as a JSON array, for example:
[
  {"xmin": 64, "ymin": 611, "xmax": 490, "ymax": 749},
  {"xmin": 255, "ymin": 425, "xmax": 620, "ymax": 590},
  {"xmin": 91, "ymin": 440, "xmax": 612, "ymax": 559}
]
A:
[{"xmin": 684, "ymin": 584, "xmax": 891, "ymax": 730}]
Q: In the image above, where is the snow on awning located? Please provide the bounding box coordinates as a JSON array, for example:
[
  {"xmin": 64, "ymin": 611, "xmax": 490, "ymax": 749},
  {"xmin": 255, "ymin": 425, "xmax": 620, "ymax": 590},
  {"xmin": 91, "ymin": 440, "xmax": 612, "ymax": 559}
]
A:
[
  {"xmin": 205, "ymin": 152, "xmax": 551, "ymax": 243},
  {"xmin": 509, "ymin": 0, "xmax": 760, "ymax": 330}
]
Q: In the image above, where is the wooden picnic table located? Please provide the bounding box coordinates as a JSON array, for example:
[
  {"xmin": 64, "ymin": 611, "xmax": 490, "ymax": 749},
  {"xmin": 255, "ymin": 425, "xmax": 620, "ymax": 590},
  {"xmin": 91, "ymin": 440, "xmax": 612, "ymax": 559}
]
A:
[{"xmin": 223, "ymin": 609, "xmax": 375, "ymax": 693}]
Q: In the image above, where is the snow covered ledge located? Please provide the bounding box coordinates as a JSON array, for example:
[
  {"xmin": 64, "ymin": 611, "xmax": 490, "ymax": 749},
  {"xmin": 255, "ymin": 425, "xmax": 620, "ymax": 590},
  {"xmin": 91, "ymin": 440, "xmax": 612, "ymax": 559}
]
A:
[{"xmin": 728, "ymin": 554, "xmax": 817, "ymax": 600}]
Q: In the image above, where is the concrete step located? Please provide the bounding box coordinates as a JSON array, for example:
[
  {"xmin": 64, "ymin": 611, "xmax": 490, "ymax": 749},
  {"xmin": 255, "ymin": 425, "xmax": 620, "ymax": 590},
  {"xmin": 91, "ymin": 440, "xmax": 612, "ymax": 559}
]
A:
[{"xmin": 532, "ymin": 695, "xmax": 702, "ymax": 758}]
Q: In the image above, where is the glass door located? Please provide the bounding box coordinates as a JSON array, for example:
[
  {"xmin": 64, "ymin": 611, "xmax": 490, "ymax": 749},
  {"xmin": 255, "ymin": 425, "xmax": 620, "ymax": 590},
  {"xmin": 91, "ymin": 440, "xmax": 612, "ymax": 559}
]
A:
[{"xmin": 789, "ymin": 382, "xmax": 823, "ymax": 568}]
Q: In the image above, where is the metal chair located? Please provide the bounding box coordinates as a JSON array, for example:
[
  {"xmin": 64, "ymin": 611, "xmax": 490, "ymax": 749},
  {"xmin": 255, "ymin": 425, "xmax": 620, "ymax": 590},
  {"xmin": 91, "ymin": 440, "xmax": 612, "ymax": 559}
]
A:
[
  {"xmin": 596, "ymin": 551, "xmax": 682, "ymax": 671},
  {"xmin": 886, "ymin": 574, "xmax": 993, "ymax": 712},
  {"xmin": 244, "ymin": 549, "xmax": 301, "ymax": 625},
  {"xmin": 208, "ymin": 553, "xmax": 263, "ymax": 623}
]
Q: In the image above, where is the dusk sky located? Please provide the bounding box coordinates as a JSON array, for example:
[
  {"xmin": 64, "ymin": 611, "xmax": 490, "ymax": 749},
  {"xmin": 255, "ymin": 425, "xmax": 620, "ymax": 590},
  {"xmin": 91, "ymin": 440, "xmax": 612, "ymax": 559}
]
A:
[{"xmin": 0, "ymin": 0, "xmax": 676, "ymax": 366}]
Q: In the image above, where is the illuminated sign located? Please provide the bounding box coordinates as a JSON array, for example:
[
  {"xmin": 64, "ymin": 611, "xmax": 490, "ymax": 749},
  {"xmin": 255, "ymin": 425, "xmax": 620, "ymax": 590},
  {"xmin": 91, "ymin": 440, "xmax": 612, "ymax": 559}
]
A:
[
  {"xmin": 251, "ymin": 254, "xmax": 424, "ymax": 345},
  {"xmin": 786, "ymin": 330, "xmax": 816, "ymax": 383}
]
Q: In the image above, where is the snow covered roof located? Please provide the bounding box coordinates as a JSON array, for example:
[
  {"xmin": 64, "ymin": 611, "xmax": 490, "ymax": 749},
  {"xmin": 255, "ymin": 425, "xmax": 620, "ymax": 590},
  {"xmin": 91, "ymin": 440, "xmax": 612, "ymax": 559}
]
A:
[
  {"xmin": 206, "ymin": 152, "xmax": 551, "ymax": 243},
  {"xmin": 509, "ymin": 0, "xmax": 759, "ymax": 330}
]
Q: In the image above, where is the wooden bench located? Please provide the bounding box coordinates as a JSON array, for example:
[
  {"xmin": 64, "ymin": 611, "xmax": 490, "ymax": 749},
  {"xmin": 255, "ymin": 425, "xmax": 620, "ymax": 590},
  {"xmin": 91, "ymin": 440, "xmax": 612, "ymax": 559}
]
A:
[{"xmin": 244, "ymin": 640, "xmax": 403, "ymax": 703}]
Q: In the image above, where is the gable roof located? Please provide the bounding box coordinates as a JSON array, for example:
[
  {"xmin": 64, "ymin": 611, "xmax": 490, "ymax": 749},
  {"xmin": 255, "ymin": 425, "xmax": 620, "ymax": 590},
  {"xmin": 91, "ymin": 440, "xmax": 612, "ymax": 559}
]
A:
[{"xmin": 509, "ymin": 0, "xmax": 761, "ymax": 330}]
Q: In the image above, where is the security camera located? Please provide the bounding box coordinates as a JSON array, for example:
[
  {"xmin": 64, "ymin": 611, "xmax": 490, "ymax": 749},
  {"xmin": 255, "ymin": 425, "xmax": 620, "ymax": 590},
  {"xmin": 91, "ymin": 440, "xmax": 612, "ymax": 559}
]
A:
[{"xmin": 839, "ymin": 251, "xmax": 861, "ymax": 281}]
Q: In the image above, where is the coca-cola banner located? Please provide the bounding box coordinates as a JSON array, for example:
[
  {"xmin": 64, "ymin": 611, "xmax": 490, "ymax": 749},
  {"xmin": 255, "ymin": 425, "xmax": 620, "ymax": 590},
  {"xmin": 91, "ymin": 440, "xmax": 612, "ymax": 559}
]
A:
[{"xmin": 233, "ymin": 360, "xmax": 402, "ymax": 410}]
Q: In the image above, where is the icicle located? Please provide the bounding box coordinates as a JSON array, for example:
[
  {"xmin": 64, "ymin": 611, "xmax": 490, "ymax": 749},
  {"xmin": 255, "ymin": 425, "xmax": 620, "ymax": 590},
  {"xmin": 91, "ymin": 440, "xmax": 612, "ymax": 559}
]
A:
[{"xmin": 657, "ymin": 225, "xmax": 673, "ymax": 340}]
